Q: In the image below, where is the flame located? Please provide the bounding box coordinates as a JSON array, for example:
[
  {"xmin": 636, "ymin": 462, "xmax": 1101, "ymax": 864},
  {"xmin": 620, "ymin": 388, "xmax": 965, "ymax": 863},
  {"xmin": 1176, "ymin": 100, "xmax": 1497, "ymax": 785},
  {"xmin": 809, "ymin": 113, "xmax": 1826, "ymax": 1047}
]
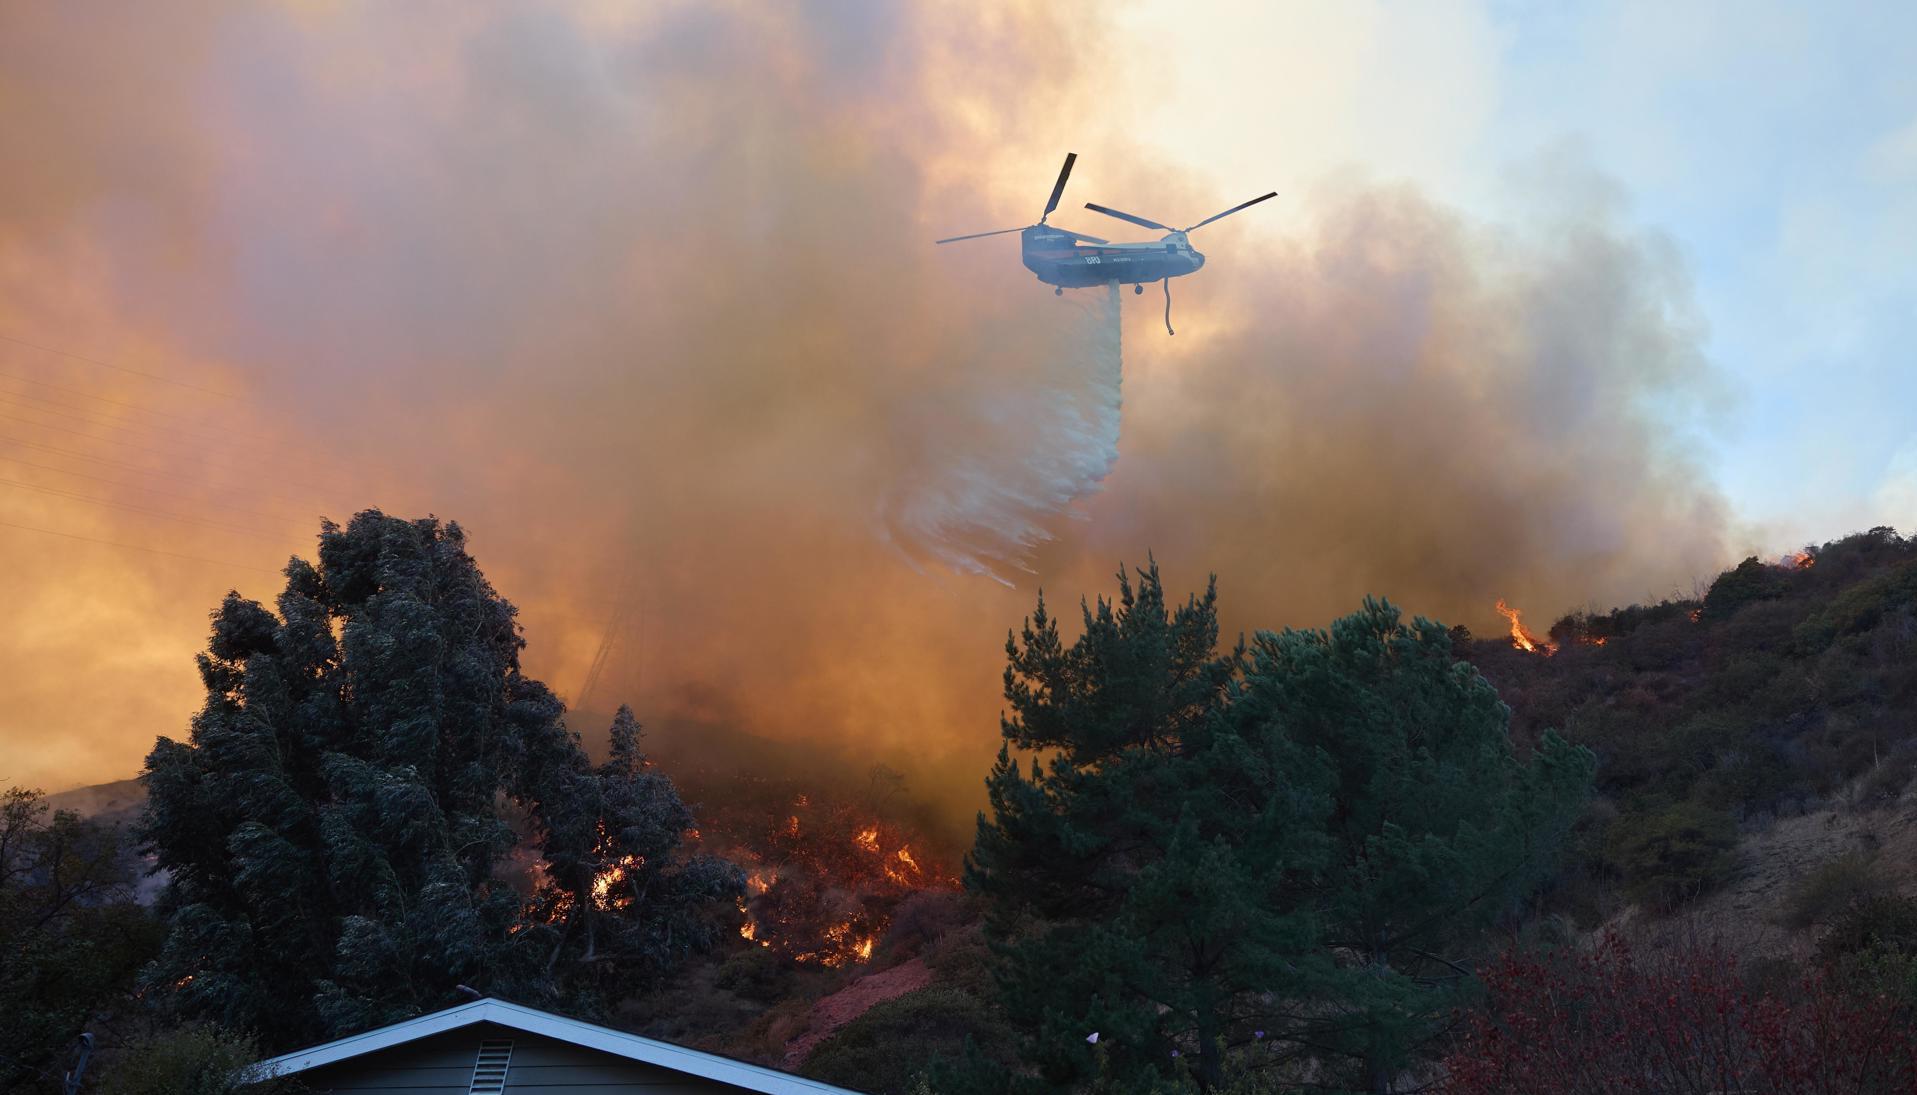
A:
[
  {"xmin": 1494, "ymin": 599, "xmax": 1556, "ymax": 655},
  {"xmin": 592, "ymin": 853, "xmax": 643, "ymax": 911},
  {"xmin": 1689, "ymin": 607, "xmax": 1703, "ymax": 623},
  {"xmin": 1780, "ymin": 550, "xmax": 1814, "ymax": 569},
  {"xmin": 786, "ymin": 814, "xmax": 801, "ymax": 838},
  {"xmin": 810, "ymin": 921, "xmax": 879, "ymax": 967},
  {"xmin": 855, "ymin": 827, "xmax": 880, "ymax": 852},
  {"xmin": 541, "ymin": 888, "xmax": 577, "ymax": 924}
]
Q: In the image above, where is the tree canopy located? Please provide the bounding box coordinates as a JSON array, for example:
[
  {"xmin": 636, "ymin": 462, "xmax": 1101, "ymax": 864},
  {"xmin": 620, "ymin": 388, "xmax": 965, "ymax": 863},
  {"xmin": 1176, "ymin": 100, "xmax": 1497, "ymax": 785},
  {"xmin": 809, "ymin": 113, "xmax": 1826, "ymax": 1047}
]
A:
[
  {"xmin": 140, "ymin": 511, "xmax": 740, "ymax": 1049},
  {"xmin": 0, "ymin": 786, "xmax": 157, "ymax": 1092},
  {"xmin": 966, "ymin": 566, "xmax": 1593, "ymax": 1092}
]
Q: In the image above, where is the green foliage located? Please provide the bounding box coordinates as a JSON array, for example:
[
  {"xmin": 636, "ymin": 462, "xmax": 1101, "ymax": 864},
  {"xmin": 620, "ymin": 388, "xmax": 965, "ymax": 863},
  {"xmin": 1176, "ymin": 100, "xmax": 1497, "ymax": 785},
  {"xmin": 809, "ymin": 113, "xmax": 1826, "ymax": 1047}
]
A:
[
  {"xmin": 1474, "ymin": 528, "xmax": 1917, "ymax": 903},
  {"xmin": 802, "ymin": 987, "xmax": 1019, "ymax": 1095},
  {"xmin": 1601, "ymin": 799, "xmax": 1739, "ymax": 908},
  {"xmin": 714, "ymin": 947, "xmax": 799, "ymax": 1004},
  {"xmin": 1795, "ymin": 557, "xmax": 1917, "ymax": 650},
  {"xmin": 1702, "ymin": 556, "xmax": 1787, "ymax": 620},
  {"xmin": 140, "ymin": 511, "xmax": 740, "ymax": 1051},
  {"xmin": 0, "ymin": 787, "xmax": 162, "ymax": 1093},
  {"xmin": 95, "ymin": 1024, "xmax": 284, "ymax": 1095},
  {"xmin": 1233, "ymin": 599, "xmax": 1593, "ymax": 1090},
  {"xmin": 1817, "ymin": 893, "xmax": 1917, "ymax": 1005},
  {"xmin": 1818, "ymin": 893, "xmax": 1917, "ymax": 965},
  {"xmin": 968, "ymin": 568, "xmax": 1592, "ymax": 1093},
  {"xmin": 1781, "ymin": 852, "xmax": 1889, "ymax": 930}
]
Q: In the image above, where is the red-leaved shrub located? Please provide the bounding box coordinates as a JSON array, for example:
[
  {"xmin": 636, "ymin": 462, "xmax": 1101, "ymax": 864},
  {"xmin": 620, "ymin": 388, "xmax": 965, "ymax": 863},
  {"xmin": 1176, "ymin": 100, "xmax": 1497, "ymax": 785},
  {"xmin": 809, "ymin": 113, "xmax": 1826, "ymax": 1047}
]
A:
[{"xmin": 1441, "ymin": 933, "xmax": 1917, "ymax": 1094}]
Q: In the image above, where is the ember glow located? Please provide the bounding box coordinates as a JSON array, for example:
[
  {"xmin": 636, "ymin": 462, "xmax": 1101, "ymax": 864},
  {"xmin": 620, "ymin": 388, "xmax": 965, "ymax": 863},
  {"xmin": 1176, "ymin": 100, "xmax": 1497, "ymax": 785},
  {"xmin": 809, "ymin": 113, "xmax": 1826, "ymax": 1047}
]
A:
[
  {"xmin": 591, "ymin": 855, "xmax": 643, "ymax": 912},
  {"xmin": 713, "ymin": 787, "xmax": 958, "ymax": 967},
  {"xmin": 1494, "ymin": 599, "xmax": 1557, "ymax": 656}
]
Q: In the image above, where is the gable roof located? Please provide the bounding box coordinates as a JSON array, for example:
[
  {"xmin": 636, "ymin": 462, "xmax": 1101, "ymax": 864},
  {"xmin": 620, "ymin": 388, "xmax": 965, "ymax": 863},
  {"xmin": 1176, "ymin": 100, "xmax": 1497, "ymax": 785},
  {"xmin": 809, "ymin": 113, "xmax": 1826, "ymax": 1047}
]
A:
[{"xmin": 245, "ymin": 997, "xmax": 859, "ymax": 1095}]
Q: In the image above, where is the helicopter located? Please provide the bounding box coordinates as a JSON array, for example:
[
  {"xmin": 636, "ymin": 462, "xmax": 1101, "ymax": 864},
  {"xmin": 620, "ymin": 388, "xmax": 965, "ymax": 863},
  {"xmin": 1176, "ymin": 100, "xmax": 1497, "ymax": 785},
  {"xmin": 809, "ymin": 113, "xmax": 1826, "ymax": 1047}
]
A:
[{"xmin": 934, "ymin": 153, "xmax": 1276, "ymax": 333}]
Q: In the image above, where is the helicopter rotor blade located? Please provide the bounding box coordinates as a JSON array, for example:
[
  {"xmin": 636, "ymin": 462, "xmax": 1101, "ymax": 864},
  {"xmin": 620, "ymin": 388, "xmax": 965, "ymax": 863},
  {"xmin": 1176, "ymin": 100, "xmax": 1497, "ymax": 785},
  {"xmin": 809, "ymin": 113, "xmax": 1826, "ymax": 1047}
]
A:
[
  {"xmin": 1041, "ymin": 153, "xmax": 1078, "ymax": 220},
  {"xmin": 1054, "ymin": 228, "xmax": 1109, "ymax": 245},
  {"xmin": 1184, "ymin": 191, "xmax": 1278, "ymax": 232},
  {"xmin": 1083, "ymin": 202, "xmax": 1172, "ymax": 233},
  {"xmin": 934, "ymin": 225, "xmax": 1032, "ymax": 245}
]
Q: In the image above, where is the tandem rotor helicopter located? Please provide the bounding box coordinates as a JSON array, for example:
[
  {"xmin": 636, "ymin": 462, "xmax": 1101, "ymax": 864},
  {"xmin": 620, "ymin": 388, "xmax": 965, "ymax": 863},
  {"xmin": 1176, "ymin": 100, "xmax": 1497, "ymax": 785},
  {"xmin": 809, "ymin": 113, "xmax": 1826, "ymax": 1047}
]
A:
[{"xmin": 934, "ymin": 153, "xmax": 1275, "ymax": 334}]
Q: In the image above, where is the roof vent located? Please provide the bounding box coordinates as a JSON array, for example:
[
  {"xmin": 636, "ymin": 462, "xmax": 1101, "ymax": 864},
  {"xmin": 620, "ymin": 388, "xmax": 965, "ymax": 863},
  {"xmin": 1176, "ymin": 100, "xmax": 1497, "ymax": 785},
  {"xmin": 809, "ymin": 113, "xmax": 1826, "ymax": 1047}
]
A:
[{"xmin": 468, "ymin": 1039, "xmax": 513, "ymax": 1094}]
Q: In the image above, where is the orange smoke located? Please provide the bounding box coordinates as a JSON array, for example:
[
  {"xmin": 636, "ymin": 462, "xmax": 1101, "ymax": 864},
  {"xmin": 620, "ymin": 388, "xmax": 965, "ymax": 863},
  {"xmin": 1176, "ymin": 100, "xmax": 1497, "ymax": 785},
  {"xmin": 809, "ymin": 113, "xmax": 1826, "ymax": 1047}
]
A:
[
  {"xmin": 1494, "ymin": 599, "xmax": 1556, "ymax": 655},
  {"xmin": 0, "ymin": 2, "xmax": 1735, "ymax": 828}
]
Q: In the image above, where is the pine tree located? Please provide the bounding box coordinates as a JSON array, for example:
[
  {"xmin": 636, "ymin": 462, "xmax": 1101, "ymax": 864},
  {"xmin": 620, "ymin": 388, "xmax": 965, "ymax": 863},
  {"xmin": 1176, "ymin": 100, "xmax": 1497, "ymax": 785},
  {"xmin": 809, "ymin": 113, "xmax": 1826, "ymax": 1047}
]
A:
[
  {"xmin": 1234, "ymin": 599, "xmax": 1593, "ymax": 1091},
  {"xmin": 968, "ymin": 563, "xmax": 1322, "ymax": 1092},
  {"xmin": 140, "ymin": 511, "xmax": 740, "ymax": 1048},
  {"xmin": 968, "ymin": 571, "xmax": 1592, "ymax": 1094}
]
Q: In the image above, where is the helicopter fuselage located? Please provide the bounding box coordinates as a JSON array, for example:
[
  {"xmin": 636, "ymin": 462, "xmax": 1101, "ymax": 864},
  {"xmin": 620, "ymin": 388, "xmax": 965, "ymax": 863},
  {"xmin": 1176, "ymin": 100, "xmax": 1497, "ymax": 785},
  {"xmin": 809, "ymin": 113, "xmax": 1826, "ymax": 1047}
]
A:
[{"xmin": 1020, "ymin": 226, "xmax": 1205, "ymax": 289}]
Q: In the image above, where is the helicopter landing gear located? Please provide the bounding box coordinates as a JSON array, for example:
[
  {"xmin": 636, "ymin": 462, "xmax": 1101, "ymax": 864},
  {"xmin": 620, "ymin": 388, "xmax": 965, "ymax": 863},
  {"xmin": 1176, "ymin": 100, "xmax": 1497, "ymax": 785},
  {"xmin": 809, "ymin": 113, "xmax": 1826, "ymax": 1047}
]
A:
[
  {"xmin": 1054, "ymin": 286, "xmax": 1063, "ymax": 296},
  {"xmin": 1134, "ymin": 283, "xmax": 1144, "ymax": 295}
]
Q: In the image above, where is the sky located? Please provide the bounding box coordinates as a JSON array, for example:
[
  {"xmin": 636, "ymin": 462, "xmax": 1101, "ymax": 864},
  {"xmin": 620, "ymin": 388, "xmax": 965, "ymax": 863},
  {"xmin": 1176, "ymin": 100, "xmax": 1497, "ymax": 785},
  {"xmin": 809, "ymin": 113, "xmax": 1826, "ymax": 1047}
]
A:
[
  {"xmin": 1121, "ymin": 0, "xmax": 1917, "ymax": 543},
  {"xmin": 0, "ymin": 1, "xmax": 1911, "ymax": 817}
]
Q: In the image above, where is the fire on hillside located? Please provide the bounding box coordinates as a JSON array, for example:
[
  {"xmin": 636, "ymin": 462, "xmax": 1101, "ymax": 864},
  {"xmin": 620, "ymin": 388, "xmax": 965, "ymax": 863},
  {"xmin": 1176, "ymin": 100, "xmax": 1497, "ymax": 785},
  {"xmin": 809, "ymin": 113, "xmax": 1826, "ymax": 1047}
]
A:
[
  {"xmin": 566, "ymin": 774, "xmax": 962, "ymax": 969},
  {"xmin": 1494, "ymin": 599, "xmax": 1557, "ymax": 655},
  {"xmin": 716, "ymin": 791, "xmax": 957, "ymax": 967}
]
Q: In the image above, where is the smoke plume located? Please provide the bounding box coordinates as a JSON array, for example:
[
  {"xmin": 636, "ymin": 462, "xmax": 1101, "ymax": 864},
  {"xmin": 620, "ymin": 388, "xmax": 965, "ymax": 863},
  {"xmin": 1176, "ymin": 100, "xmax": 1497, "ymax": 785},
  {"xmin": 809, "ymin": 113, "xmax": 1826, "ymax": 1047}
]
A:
[{"xmin": 0, "ymin": 2, "xmax": 1729, "ymax": 829}]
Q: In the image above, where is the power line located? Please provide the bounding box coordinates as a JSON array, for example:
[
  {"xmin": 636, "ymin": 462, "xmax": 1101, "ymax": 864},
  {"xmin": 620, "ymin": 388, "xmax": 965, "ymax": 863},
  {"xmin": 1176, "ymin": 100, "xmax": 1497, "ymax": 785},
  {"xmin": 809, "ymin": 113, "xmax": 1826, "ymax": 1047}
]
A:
[
  {"xmin": 0, "ymin": 476, "xmax": 293, "ymax": 541},
  {"xmin": 0, "ymin": 333, "xmax": 241, "ymax": 400},
  {"xmin": 0, "ymin": 386, "xmax": 254, "ymax": 451},
  {"xmin": 0, "ymin": 374, "xmax": 375, "ymax": 491},
  {"xmin": 0, "ymin": 407, "xmax": 358, "ymax": 498},
  {"xmin": 0, "ymin": 452, "xmax": 300, "ymax": 525},
  {"xmin": 0, "ymin": 367, "xmax": 276, "ymax": 443},
  {"xmin": 0, "ymin": 389, "xmax": 365, "ymax": 488},
  {"xmin": 0, "ymin": 432, "xmax": 345, "ymax": 513},
  {"xmin": 0, "ymin": 518, "xmax": 281, "ymax": 575}
]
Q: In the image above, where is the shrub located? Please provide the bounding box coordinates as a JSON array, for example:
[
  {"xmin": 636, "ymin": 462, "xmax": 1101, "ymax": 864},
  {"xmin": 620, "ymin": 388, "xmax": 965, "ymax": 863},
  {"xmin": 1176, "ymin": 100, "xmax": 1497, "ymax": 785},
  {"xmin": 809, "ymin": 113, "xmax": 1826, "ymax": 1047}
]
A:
[
  {"xmin": 1818, "ymin": 893, "xmax": 1917, "ymax": 965},
  {"xmin": 713, "ymin": 946, "xmax": 799, "ymax": 1004},
  {"xmin": 97, "ymin": 1024, "xmax": 282, "ymax": 1095},
  {"xmin": 1602, "ymin": 800, "xmax": 1739, "ymax": 908},
  {"xmin": 1781, "ymin": 853, "xmax": 1889, "ymax": 930},
  {"xmin": 1702, "ymin": 556, "xmax": 1787, "ymax": 620},
  {"xmin": 801, "ymin": 987, "xmax": 1018, "ymax": 1095},
  {"xmin": 1440, "ymin": 934, "xmax": 1917, "ymax": 1094}
]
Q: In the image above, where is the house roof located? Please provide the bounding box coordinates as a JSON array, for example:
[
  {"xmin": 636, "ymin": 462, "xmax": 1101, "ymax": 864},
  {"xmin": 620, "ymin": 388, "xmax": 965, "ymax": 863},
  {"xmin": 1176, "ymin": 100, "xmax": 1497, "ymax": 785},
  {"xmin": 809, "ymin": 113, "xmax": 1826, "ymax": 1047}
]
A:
[{"xmin": 245, "ymin": 997, "xmax": 860, "ymax": 1095}]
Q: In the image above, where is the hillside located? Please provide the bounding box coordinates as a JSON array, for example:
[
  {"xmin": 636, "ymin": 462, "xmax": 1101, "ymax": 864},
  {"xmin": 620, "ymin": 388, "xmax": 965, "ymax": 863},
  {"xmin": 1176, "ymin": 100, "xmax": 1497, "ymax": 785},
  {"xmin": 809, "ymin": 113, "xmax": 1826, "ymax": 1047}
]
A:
[
  {"xmin": 31, "ymin": 527, "xmax": 1917, "ymax": 1092},
  {"xmin": 1462, "ymin": 526, "xmax": 1917, "ymax": 927}
]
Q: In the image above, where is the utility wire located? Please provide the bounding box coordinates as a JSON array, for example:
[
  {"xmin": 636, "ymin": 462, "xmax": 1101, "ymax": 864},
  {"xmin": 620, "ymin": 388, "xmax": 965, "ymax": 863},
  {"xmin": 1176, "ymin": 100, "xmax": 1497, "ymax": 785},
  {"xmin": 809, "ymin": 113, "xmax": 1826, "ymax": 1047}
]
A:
[
  {"xmin": 0, "ymin": 333, "xmax": 241, "ymax": 400},
  {"xmin": 0, "ymin": 367, "xmax": 277, "ymax": 443},
  {"xmin": 0, "ymin": 387, "xmax": 260, "ymax": 451},
  {"xmin": 0, "ymin": 518, "xmax": 280, "ymax": 575},
  {"xmin": 0, "ymin": 432, "xmax": 345, "ymax": 513},
  {"xmin": 0, "ymin": 407, "xmax": 357, "ymax": 498},
  {"xmin": 0, "ymin": 453, "xmax": 299, "ymax": 526},
  {"xmin": 0, "ymin": 376, "xmax": 373, "ymax": 491},
  {"xmin": 0, "ymin": 476, "xmax": 293, "ymax": 541}
]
